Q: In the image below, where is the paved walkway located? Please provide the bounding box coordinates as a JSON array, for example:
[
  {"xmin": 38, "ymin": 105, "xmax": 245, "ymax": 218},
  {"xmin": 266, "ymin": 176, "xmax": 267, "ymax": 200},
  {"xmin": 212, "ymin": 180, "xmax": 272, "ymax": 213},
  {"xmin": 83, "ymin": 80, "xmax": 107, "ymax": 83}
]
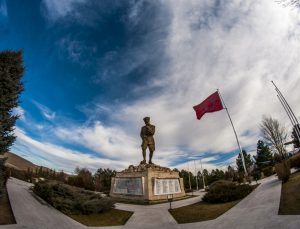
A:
[{"xmin": 1, "ymin": 176, "xmax": 300, "ymax": 229}]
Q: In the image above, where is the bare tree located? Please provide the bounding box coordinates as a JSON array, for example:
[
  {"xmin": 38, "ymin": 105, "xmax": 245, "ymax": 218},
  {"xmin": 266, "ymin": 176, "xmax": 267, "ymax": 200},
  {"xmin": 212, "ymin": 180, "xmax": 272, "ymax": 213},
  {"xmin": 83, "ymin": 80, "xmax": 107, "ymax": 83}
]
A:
[
  {"xmin": 275, "ymin": 0, "xmax": 300, "ymax": 8},
  {"xmin": 260, "ymin": 116, "xmax": 287, "ymax": 158}
]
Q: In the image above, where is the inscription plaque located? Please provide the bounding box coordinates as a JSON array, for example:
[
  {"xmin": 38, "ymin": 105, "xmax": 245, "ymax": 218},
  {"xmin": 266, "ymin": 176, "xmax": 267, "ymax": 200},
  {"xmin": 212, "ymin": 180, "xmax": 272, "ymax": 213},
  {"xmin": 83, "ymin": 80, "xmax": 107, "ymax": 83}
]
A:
[
  {"xmin": 113, "ymin": 177, "xmax": 143, "ymax": 195},
  {"xmin": 154, "ymin": 178, "xmax": 181, "ymax": 195}
]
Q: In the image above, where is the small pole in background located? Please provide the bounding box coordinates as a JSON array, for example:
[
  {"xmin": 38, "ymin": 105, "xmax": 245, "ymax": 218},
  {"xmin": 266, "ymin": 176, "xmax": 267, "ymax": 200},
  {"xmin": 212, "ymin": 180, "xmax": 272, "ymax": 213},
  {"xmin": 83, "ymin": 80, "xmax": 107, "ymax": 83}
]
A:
[
  {"xmin": 200, "ymin": 159, "xmax": 206, "ymax": 189},
  {"xmin": 187, "ymin": 161, "xmax": 191, "ymax": 190},
  {"xmin": 194, "ymin": 160, "xmax": 199, "ymax": 190}
]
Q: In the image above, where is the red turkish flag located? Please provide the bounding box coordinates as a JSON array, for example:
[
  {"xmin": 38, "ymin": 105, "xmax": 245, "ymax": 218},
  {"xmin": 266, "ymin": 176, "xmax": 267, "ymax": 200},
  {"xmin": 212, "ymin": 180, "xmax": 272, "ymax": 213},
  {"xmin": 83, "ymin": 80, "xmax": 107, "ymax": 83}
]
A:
[{"xmin": 193, "ymin": 91, "xmax": 224, "ymax": 120}]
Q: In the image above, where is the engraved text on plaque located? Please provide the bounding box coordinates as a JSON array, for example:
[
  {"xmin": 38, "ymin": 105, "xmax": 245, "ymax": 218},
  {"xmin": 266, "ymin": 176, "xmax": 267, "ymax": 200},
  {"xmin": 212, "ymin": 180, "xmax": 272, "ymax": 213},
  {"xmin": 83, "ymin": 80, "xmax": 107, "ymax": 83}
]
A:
[
  {"xmin": 113, "ymin": 177, "xmax": 143, "ymax": 195},
  {"xmin": 154, "ymin": 178, "xmax": 181, "ymax": 195}
]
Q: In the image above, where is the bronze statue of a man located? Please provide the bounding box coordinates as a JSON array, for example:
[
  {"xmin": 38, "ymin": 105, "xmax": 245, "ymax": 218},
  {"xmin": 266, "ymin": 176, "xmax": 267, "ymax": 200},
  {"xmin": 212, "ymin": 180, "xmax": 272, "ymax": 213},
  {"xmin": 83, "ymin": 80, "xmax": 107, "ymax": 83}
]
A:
[{"xmin": 140, "ymin": 117, "xmax": 155, "ymax": 164}]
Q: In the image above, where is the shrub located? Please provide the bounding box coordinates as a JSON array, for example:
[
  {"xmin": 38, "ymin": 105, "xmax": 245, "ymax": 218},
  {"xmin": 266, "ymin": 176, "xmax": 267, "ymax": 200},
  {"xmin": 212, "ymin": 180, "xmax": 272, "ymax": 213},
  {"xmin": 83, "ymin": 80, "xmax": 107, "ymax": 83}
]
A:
[
  {"xmin": 251, "ymin": 169, "xmax": 261, "ymax": 181},
  {"xmin": 81, "ymin": 197, "xmax": 113, "ymax": 214},
  {"xmin": 33, "ymin": 182, "xmax": 54, "ymax": 203},
  {"xmin": 33, "ymin": 181, "xmax": 114, "ymax": 215},
  {"xmin": 261, "ymin": 166, "xmax": 274, "ymax": 177},
  {"xmin": 207, "ymin": 180, "xmax": 233, "ymax": 190},
  {"xmin": 275, "ymin": 161, "xmax": 290, "ymax": 183},
  {"xmin": 289, "ymin": 153, "xmax": 300, "ymax": 168},
  {"xmin": 202, "ymin": 181, "xmax": 255, "ymax": 203}
]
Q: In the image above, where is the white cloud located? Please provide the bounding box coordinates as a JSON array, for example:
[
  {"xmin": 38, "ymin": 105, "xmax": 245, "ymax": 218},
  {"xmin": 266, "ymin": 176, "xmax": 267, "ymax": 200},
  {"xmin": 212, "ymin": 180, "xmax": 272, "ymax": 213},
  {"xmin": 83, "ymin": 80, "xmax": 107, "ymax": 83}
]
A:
[
  {"xmin": 55, "ymin": 121, "xmax": 139, "ymax": 161},
  {"xmin": 12, "ymin": 128, "xmax": 127, "ymax": 173},
  {"xmin": 13, "ymin": 0, "xmax": 300, "ymax": 173},
  {"xmin": 33, "ymin": 101, "xmax": 56, "ymax": 121},
  {"xmin": 58, "ymin": 36, "xmax": 97, "ymax": 64},
  {"xmin": 0, "ymin": 0, "xmax": 7, "ymax": 17},
  {"xmin": 102, "ymin": 0, "xmax": 300, "ymax": 166},
  {"xmin": 41, "ymin": 0, "xmax": 86, "ymax": 22}
]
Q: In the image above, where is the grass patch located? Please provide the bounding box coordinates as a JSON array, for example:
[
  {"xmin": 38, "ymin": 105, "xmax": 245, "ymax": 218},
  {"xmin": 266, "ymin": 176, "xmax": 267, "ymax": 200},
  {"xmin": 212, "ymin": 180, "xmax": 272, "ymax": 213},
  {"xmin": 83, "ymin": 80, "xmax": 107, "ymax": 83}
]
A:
[
  {"xmin": 69, "ymin": 208, "xmax": 133, "ymax": 226},
  {"xmin": 169, "ymin": 200, "xmax": 240, "ymax": 224},
  {"xmin": 0, "ymin": 186, "xmax": 16, "ymax": 225},
  {"xmin": 279, "ymin": 170, "xmax": 300, "ymax": 215}
]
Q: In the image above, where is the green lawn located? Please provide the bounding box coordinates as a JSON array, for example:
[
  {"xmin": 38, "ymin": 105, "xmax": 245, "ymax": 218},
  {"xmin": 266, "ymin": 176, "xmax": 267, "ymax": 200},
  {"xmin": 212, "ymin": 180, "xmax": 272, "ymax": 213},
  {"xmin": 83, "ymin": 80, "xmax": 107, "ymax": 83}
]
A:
[
  {"xmin": 0, "ymin": 186, "xmax": 16, "ymax": 225},
  {"xmin": 279, "ymin": 170, "xmax": 300, "ymax": 215},
  {"xmin": 169, "ymin": 200, "xmax": 240, "ymax": 224},
  {"xmin": 69, "ymin": 208, "xmax": 133, "ymax": 226}
]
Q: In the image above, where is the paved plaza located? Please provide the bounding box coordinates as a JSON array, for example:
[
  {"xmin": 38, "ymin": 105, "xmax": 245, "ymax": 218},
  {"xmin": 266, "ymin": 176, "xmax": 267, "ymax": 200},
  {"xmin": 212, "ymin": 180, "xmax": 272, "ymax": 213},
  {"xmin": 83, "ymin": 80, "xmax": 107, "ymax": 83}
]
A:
[{"xmin": 1, "ymin": 176, "xmax": 300, "ymax": 229}]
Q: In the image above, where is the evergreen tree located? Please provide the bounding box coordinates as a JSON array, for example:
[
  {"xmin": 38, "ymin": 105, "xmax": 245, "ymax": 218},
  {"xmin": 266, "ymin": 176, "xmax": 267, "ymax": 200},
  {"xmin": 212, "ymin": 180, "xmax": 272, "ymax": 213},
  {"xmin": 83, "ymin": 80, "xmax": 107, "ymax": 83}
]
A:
[
  {"xmin": 207, "ymin": 169, "xmax": 225, "ymax": 184},
  {"xmin": 94, "ymin": 168, "xmax": 116, "ymax": 192},
  {"xmin": 0, "ymin": 51, "xmax": 24, "ymax": 154},
  {"xmin": 255, "ymin": 140, "xmax": 274, "ymax": 169},
  {"xmin": 72, "ymin": 167, "xmax": 95, "ymax": 190},
  {"xmin": 179, "ymin": 169, "xmax": 196, "ymax": 190},
  {"xmin": 0, "ymin": 51, "xmax": 24, "ymax": 192},
  {"xmin": 236, "ymin": 150, "xmax": 253, "ymax": 174}
]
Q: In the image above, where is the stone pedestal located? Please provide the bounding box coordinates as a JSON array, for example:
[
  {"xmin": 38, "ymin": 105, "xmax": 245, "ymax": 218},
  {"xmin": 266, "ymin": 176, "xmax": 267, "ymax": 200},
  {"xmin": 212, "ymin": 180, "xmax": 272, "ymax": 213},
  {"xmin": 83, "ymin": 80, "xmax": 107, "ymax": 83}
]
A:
[{"xmin": 110, "ymin": 164, "xmax": 186, "ymax": 203}]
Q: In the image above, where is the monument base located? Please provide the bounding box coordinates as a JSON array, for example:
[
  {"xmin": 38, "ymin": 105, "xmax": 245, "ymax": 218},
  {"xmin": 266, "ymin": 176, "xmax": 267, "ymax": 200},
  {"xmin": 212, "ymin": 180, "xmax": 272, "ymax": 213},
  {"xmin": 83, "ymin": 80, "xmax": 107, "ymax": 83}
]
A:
[{"xmin": 110, "ymin": 164, "xmax": 186, "ymax": 204}]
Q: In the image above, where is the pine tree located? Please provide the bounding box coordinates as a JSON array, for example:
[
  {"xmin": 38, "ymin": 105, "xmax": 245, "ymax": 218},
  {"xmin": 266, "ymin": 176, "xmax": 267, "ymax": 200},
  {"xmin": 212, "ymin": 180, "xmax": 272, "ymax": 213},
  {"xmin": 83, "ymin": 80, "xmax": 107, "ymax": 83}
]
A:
[
  {"xmin": 236, "ymin": 150, "xmax": 253, "ymax": 173},
  {"xmin": 0, "ymin": 51, "xmax": 24, "ymax": 192},
  {"xmin": 255, "ymin": 140, "xmax": 274, "ymax": 169},
  {"xmin": 0, "ymin": 51, "xmax": 24, "ymax": 154}
]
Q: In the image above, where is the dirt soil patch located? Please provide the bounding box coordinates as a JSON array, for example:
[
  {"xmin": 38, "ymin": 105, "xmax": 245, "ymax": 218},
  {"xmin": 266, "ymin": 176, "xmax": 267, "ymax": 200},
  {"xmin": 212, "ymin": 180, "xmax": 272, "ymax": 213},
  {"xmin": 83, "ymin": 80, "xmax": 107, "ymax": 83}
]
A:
[{"xmin": 0, "ymin": 186, "xmax": 16, "ymax": 225}]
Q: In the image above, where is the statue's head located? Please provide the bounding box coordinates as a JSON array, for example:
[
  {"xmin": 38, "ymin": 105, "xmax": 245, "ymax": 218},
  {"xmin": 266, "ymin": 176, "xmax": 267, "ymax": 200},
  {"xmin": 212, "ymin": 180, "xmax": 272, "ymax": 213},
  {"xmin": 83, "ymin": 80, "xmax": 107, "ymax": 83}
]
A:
[{"xmin": 143, "ymin": 116, "xmax": 150, "ymax": 124}]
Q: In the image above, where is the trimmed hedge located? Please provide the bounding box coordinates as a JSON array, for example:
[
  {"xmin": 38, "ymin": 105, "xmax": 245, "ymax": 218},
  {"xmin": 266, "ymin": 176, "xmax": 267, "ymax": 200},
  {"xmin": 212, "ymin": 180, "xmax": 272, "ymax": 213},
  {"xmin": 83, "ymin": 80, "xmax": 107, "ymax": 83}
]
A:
[
  {"xmin": 202, "ymin": 181, "xmax": 255, "ymax": 203},
  {"xmin": 33, "ymin": 181, "xmax": 114, "ymax": 215}
]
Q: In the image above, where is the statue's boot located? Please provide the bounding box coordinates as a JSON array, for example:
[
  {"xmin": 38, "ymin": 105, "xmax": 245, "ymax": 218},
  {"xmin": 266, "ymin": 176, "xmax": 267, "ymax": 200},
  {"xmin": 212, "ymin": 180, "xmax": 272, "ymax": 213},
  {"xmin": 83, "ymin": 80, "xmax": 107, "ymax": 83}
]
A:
[{"xmin": 140, "ymin": 159, "xmax": 146, "ymax": 164}]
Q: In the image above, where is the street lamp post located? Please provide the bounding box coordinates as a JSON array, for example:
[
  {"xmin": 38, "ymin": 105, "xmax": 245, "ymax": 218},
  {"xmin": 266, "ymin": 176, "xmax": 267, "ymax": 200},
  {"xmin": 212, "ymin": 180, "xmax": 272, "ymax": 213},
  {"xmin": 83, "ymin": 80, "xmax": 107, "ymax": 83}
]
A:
[{"xmin": 167, "ymin": 194, "xmax": 173, "ymax": 210}]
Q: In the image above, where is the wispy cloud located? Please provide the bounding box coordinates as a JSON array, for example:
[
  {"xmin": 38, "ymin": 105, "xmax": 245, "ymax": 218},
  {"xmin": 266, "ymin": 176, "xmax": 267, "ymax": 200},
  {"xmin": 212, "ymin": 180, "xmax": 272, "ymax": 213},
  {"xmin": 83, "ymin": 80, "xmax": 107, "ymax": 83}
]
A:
[
  {"xmin": 0, "ymin": 0, "xmax": 7, "ymax": 17},
  {"xmin": 33, "ymin": 101, "xmax": 56, "ymax": 121},
  {"xmin": 57, "ymin": 36, "xmax": 97, "ymax": 65},
  {"xmin": 55, "ymin": 121, "xmax": 139, "ymax": 161},
  {"xmin": 11, "ymin": 0, "xmax": 300, "ymax": 173},
  {"xmin": 41, "ymin": 0, "xmax": 86, "ymax": 22},
  {"xmin": 12, "ymin": 128, "xmax": 127, "ymax": 173}
]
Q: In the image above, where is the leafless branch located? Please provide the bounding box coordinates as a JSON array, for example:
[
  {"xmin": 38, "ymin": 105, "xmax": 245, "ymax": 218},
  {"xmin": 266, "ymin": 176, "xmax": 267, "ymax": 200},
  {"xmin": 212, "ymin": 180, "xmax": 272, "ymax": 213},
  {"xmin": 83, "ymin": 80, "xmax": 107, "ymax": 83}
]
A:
[
  {"xmin": 260, "ymin": 116, "xmax": 287, "ymax": 157},
  {"xmin": 275, "ymin": 0, "xmax": 300, "ymax": 8}
]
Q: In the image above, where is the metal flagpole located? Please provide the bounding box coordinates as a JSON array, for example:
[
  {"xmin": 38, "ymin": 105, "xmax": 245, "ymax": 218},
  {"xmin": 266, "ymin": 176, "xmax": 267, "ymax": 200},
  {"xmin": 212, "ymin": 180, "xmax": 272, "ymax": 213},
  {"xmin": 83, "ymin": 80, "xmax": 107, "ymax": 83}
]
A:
[
  {"xmin": 277, "ymin": 94, "xmax": 300, "ymax": 143},
  {"xmin": 200, "ymin": 159, "xmax": 206, "ymax": 189},
  {"xmin": 272, "ymin": 81, "xmax": 300, "ymax": 142},
  {"xmin": 194, "ymin": 160, "xmax": 199, "ymax": 190},
  {"xmin": 217, "ymin": 89, "xmax": 248, "ymax": 176}
]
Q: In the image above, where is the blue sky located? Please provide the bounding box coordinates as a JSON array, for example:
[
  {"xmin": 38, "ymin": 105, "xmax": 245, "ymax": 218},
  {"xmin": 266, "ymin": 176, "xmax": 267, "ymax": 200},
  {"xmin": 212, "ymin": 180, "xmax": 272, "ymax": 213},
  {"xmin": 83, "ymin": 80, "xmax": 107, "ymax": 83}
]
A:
[{"xmin": 1, "ymin": 0, "xmax": 300, "ymax": 173}]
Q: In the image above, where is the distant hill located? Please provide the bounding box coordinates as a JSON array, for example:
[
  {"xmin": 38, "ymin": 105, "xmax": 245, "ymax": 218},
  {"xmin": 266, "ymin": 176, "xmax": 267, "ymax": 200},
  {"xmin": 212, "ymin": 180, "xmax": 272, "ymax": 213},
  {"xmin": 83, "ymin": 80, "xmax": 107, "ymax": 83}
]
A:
[{"xmin": 0, "ymin": 152, "xmax": 38, "ymax": 171}]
